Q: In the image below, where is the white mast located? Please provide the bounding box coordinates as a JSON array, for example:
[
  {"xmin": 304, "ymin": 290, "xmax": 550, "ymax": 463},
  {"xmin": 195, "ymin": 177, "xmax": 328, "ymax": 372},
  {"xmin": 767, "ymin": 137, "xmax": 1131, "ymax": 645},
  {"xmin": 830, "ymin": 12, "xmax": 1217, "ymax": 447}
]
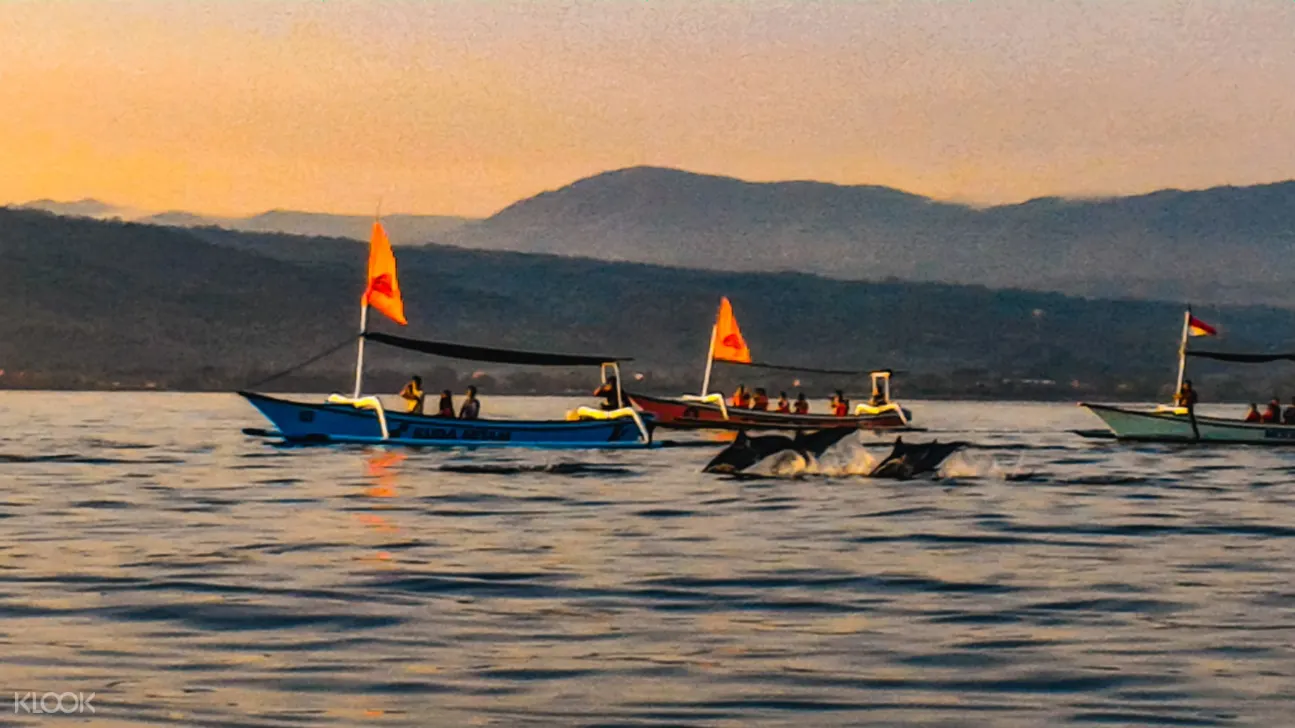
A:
[
  {"xmin": 351, "ymin": 304, "xmax": 369, "ymax": 398},
  {"xmin": 1173, "ymin": 306, "xmax": 1191, "ymax": 401},
  {"xmin": 699, "ymin": 324, "xmax": 718, "ymax": 396}
]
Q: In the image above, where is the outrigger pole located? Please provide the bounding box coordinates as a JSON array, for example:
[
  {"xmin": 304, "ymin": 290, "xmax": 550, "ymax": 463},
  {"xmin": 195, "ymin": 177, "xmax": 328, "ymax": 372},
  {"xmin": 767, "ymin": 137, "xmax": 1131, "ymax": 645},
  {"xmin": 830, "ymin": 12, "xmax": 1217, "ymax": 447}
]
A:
[
  {"xmin": 1173, "ymin": 305, "xmax": 1191, "ymax": 399},
  {"xmin": 699, "ymin": 324, "xmax": 718, "ymax": 396}
]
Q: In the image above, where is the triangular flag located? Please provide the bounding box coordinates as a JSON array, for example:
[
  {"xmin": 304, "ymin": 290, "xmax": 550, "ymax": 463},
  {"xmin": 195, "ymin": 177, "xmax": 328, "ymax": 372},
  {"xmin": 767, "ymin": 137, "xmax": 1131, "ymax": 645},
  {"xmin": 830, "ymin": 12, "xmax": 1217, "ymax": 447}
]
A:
[
  {"xmin": 713, "ymin": 296, "xmax": 751, "ymax": 363},
  {"xmin": 363, "ymin": 221, "xmax": 407, "ymax": 325},
  {"xmin": 1188, "ymin": 315, "xmax": 1216, "ymax": 337}
]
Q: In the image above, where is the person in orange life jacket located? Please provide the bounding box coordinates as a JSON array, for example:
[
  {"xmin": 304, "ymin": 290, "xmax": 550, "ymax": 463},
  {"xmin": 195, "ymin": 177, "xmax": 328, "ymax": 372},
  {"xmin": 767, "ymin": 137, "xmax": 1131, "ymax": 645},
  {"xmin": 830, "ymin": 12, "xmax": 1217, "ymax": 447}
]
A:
[
  {"xmin": 593, "ymin": 376, "xmax": 622, "ymax": 411},
  {"xmin": 460, "ymin": 385, "xmax": 481, "ymax": 420},
  {"xmin": 1261, "ymin": 398, "xmax": 1281, "ymax": 423},
  {"xmin": 1243, "ymin": 403, "xmax": 1261, "ymax": 423},
  {"xmin": 831, "ymin": 390, "xmax": 849, "ymax": 417},
  {"xmin": 751, "ymin": 388, "xmax": 770, "ymax": 411},
  {"xmin": 775, "ymin": 392, "xmax": 790, "ymax": 413},
  {"xmin": 732, "ymin": 384, "xmax": 751, "ymax": 408},
  {"xmin": 436, "ymin": 389, "xmax": 455, "ymax": 418},
  {"xmin": 793, "ymin": 392, "xmax": 810, "ymax": 415}
]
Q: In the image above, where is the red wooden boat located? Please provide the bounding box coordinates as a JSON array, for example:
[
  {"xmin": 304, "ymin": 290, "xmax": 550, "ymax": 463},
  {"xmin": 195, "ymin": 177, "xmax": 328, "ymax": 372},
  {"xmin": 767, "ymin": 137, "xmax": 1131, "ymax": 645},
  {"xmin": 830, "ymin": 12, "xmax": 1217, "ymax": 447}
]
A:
[{"xmin": 627, "ymin": 297, "xmax": 917, "ymax": 431}]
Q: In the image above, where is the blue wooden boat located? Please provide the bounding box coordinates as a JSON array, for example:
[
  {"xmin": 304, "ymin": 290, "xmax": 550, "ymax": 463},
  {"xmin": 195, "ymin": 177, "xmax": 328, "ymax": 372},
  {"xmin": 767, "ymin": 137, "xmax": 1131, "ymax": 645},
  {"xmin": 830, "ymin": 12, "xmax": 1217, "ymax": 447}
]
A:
[{"xmin": 240, "ymin": 220, "xmax": 654, "ymax": 449}]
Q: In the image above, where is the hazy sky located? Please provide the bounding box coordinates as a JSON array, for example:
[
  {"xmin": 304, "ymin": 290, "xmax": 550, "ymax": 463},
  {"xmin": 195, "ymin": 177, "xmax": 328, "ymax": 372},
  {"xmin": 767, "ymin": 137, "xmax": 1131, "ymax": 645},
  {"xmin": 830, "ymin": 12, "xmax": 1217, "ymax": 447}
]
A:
[{"xmin": 3, "ymin": 1, "xmax": 1294, "ymax": 216}]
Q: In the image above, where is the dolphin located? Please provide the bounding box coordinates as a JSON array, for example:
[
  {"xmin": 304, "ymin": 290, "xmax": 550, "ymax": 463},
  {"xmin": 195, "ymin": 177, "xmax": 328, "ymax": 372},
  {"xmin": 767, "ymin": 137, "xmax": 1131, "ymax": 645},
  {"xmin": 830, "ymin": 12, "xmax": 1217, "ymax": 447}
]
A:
[
  {"xmin": 866, "ymin": 437, "xmax": 965, "ymax": 480},
  {"xmin": 702, "ymin": 428, "xmax": 857, "ymax": 475}
]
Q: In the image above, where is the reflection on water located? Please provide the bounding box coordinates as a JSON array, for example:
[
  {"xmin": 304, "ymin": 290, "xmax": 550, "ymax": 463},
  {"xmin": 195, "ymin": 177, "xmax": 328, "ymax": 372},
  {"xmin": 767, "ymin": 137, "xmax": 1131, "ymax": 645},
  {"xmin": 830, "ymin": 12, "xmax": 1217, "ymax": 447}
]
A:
[{"xmin": 1, "ymin": 393, "xmax": 1294, "ymax": 726}]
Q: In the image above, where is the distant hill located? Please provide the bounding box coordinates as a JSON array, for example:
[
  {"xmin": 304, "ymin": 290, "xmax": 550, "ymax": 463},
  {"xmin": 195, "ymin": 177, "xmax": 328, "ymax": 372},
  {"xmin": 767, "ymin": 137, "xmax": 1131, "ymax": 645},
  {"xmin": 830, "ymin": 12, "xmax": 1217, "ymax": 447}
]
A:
[
  {"xmin": 6, "ymin": 207, "xmax": 1295, "ymax": 399},
  {"xmin": 446, "ymin": 167, "xmax": 1295, "ymax": 307}
]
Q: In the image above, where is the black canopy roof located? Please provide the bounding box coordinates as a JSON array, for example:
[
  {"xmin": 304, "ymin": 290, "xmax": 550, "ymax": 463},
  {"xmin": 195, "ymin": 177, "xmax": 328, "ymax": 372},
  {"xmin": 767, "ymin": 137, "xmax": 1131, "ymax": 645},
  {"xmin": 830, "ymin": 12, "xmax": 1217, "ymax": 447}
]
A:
[
  {"xmin": 721, "ymin": 359, "xmax": 893, "ymax": 377},
  {"xmin": 364, "ymin": 332, "xmax": 630, "ymax": 367},
  {"xmin": 1186, "ymin": 350, "xmax": 1295, "ymax": 364}
]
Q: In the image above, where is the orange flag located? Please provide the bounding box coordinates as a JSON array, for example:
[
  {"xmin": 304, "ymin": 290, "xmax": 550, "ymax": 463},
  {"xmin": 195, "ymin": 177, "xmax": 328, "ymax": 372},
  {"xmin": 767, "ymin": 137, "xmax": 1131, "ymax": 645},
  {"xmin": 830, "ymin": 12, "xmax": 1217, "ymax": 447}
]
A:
[
  {"xmin": 363, "ymin": 221, "xmax": 407, "ymax": 325},
  {"xmin": 713, "ymin": 296, "xmax": 751, "ymax": 363}
]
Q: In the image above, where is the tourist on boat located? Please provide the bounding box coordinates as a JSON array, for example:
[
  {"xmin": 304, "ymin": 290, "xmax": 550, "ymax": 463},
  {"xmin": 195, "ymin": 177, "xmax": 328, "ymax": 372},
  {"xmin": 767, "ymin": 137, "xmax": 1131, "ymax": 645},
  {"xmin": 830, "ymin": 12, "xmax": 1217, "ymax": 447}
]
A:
[
  {"xmin": 436, "ymin": 390, "xmax": 455, "ymax": 418},
  {"xmin": 831, "ymin": 390, "xmax": 849, "ymax": 417},
  {"xmin": 775, "ymin": 392, "xmax": 790, "ymax": 413},
  {"xmin": 399, "ymin": 376, "xmax": 425, "ymax": 414},
  {"xmin": 1283, "ymin": 397, "xmax": 1295, "ymax": 425},
  {"xmin": 1173, "ymin": 380, "xmax": 1198, "ymax": 409},
  {"xmin": 751, "ymin": 388, "xmax": 770, "ymax": 411},
  {"xmin": 593, "ymin": 376, "xmax": 623, "ymax": 411},
  {"xmin": 793, "ymin": 393, "xmax": 810, "ymax": 415},
  {"xmin": 732, "ymin": 384, "xmax": 751, "ymax": 408},
  {"xmin": 1244, "ymin": 403, "xmax": 1261, "ymax": 423},
  {"xmin": 1262, "ymin": 398, "xmax": 1281, "ymax": 423},
  {"xmin": 460, "ymin": 385, "xmax": 481, "ymax": 420}
]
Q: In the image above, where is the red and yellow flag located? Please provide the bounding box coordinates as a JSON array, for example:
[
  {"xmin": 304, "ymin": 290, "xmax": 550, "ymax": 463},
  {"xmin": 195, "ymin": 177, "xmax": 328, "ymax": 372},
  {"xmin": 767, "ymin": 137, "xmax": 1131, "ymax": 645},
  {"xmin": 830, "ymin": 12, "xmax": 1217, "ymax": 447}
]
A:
[
  {"xmin": 1188, "ymin": 315, "xmax": 1216, "ymax": 337},
  {"xmin": 363, "ymin": 221, "xmax": 406, "ymax": 325},
  {"xmin": 713, "ymin": 296, "xmax": 751, "ymax": 363}
]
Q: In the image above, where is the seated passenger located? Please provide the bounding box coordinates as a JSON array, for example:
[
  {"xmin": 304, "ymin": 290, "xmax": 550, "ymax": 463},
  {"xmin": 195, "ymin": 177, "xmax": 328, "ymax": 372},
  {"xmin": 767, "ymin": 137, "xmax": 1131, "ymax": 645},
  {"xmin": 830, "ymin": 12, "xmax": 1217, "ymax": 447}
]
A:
[
  {"xmin": 436, "ymin": 390, "xmax": 455, "ymax": 418},
  {"xmin": 399, "ymin": 375, "xmax": 425, "ymax": 414},
  {"xmin": 593, "ymin": 376, "xmax": 622, "ymax": 411},
  {"xmin": 1283, "ymin": 397, "xmax": 1295, "ymax": 425},
  {"xmin": 459, "ymin": 385, "xmax": 481, "ymax": 420},
  {"xmin": 793, "ymin": 392, "xmax": 810, "ymax": 415},
  {"xmin": 831, "ymin": 390, "xmax": 849, "ymax": 417},
  {"xmin": 751, "ymin": 388, "xmax": 769, "ymax": 411},
  {"xmin": 1244, "ymin": 403, "xmax": 1261, "ymax": 423},
  {"xmin": 731, "ymin": 384, "xmax": 751, "ymax": 408},
  {"xmin": 869, "ymin": 387, "xmax": 886, "ymax": 406},
  {"xmin": 1262, "ymin": 398, "xmax": 1281, "ymax": 423},
  {"xmin": 775, "ymin": 392, "xmax": 790, "ymax": 413}
]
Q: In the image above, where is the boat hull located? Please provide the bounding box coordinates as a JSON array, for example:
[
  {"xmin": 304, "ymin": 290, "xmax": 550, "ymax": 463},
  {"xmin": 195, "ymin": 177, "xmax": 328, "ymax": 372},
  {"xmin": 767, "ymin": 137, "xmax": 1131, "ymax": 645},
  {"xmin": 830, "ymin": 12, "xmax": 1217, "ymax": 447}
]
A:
[
  {"xmin": 240, "ymin": 392, "xmax": 654, "ymax": 449},
  {"xmin": 626, "ymin": 392, "xmax": 914, "ymax": 431},
  {"xmin": 1082, "ymin": 403, "xmax": 1295, "ymax": 445}
]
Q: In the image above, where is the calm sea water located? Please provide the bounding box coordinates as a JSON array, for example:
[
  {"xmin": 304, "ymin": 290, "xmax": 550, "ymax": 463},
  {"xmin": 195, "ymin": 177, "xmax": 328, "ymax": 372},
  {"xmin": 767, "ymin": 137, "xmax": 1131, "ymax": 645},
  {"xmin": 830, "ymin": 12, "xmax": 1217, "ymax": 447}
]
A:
[{"xmin": 2, "ymin": 393, "xmax": 1294, "ymax": 726}]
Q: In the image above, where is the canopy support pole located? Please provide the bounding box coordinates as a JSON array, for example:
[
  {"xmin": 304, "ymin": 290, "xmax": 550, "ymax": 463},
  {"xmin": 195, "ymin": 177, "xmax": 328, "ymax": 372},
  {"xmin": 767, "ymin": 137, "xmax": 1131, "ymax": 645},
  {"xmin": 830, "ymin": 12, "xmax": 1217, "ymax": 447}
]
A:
[
  {"xmin": 352, "ymin": 304, "xmax": 369, "ymax": 398},
  {"xmin": 1173, "ymin": 307, "xmax": 1190, "ymax": 401},
  {"xmin": 699, "ymin": 325, "xmax": 717, "ymax": 397}
]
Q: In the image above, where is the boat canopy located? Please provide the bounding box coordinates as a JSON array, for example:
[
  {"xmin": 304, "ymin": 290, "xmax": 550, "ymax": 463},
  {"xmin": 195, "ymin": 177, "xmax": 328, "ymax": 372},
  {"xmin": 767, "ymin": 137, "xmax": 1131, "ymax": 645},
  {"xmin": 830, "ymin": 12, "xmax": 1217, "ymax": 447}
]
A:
[
  {"xmin": 364, "ymin": 332, "xmax": 631, "ymax": 367},
  {"xmin": 722, "ymin": 360, "xmax": 896, "ymax": 376},
  {"xmin": 1186, "ymin": 350, "xmax": 1295, "ymax": 364}
]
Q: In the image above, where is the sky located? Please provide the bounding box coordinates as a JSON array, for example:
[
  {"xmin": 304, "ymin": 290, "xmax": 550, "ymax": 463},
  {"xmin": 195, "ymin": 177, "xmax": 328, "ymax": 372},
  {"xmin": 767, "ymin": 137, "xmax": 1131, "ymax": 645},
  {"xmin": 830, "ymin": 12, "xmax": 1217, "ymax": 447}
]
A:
[{"xmin": 2, "ymin": 0, "xmax": 1294, "ymax": 217}]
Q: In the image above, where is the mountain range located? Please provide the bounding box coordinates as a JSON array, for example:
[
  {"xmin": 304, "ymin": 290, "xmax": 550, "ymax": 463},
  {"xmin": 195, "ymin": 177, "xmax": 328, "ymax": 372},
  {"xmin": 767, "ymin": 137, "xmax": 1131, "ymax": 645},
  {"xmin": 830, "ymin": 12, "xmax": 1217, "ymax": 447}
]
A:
[
  {"xmin": 21, "ymin": 166, "xmax": 1295, "ymax": 306},
  {"xmin": 6, "ymin": 206, "xmax": 1295, "ymax": 400}
]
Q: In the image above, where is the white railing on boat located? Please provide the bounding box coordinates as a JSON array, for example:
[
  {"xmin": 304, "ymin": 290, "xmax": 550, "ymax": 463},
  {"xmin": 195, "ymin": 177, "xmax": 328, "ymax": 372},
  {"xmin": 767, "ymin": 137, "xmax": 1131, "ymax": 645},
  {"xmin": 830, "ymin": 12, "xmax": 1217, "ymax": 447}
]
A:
[
  {"xmin": 327, "ymin": 394, "xmax": 391, "ymax": 440},
  {"xmin": 681, "ymin": 393, "xmax": 730, "ymax": 419}
]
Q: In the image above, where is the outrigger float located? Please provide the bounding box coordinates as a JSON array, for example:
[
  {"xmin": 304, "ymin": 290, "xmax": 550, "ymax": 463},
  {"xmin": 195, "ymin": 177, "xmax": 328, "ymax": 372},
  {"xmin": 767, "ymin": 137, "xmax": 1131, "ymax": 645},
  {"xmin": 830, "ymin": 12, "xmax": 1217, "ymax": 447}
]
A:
[
  {"xmin": 626, "ymin": 297, "xmax": 916, "ymax": 431},
  {"xmin": 1080, "ymin": 308, "xmax": 1295, "ymax": 445},
  {"xmin": 241, "ymin": 221, "xmax": 653, "ymax": 449}
]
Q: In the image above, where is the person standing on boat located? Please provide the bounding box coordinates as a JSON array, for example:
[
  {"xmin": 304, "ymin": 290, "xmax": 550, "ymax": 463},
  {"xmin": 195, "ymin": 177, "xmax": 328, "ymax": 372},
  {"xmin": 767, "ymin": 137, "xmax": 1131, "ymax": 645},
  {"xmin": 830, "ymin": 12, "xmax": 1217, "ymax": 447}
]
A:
[
  {"xmin": 751, "ymin": 388, "xmax": 770, "ymax": 411},
  {"xmin": 775, "ymin": 392, "xmax": 790, "ymax": 413},
  {"xmin": 1174, "ymin": 380, "xmax": 1198, "ymax": 410},
  {"xmin": 793, "ymin": 393, "xmax": 810, "ymax": 415},
  {"xmin": 436, "ymin": 390, "xmax": 455, "ymax": 418},
  {"xmin": 1244, "ymin": 403, "xmax": 1262, "ymax": 423},
  {"xmin": 593, "ymin": 376, "xmax": 623, "ymax": 410},
  {"xmin": 460, "ymin": 385, "xmax": 481, "ymax": 420},
  {"xmin": 399, "ymin": 376, "xmax": 425, "ymax": 414},
  {"xmin": 732, "ymin": 384, "xmax": 751, "ymax": 408}
]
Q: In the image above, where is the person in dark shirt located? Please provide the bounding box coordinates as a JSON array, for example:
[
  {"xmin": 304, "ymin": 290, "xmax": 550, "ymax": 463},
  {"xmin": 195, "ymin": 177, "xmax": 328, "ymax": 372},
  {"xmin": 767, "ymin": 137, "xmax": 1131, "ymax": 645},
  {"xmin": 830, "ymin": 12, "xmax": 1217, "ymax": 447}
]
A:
[
  {"xmin": 1282, "ymin": 397, "xmax": 1295, "ymax": 425},
  {"xmin": 460, "ymin": 385, "xmax": 481, "ymax": 420},
  {"xmin": 436, "ymin": 390, "xmax": 455, "ymax": 418},
  {"xmin": 1174, "ymin": 380, "xmax": 1199, "ymax": 409},
  {"xmin": 793, "ymin": 393, "xmax": 809, "ymax": 415},
  {"xmin": 751, "ymin": 388, "xmax": 769, "ymax": 411},
  {"xmin": 593, "ymin": 376, "xmax": 622, "ymax": 411}
]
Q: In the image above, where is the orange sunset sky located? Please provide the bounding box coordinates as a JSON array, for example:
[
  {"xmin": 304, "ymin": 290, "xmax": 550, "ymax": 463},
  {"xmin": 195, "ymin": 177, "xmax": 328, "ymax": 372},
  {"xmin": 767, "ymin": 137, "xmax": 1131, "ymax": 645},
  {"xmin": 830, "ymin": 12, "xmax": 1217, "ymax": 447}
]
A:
[{"xmin": 2, "ymin": 0, "xmax": 1293, "ymax": 217}]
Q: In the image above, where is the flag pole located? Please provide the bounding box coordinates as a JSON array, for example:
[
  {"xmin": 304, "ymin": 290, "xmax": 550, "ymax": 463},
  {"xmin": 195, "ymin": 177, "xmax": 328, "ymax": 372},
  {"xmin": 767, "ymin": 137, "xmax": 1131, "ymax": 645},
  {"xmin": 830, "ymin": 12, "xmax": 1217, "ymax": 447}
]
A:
[
  {"xmin": 700, "ymin": 324, "xmax": 718, "ymax": 396},
  {"xmin": 1173, "ymin": 306, "xmax": 1191, "ymax": 401},
  {"xmin": 352, "ymin": 304, "xmax": 369, "ymax": 398}
]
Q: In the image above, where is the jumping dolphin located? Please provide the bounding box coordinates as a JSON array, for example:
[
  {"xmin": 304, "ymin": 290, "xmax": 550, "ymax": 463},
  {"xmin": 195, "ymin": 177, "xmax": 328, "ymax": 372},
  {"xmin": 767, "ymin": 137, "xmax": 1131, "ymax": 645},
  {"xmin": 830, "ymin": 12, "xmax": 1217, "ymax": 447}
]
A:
[
  {"xmin": 701, "ymin": 428, "xmax": 857, "ymax": 475},
  {"xmin": 867, "ymin": 437, "xmax": 965, "ymax": 480},
  {"xmin": 703, "ymin": 431, "xmax": 965, "ymax": 479}
]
